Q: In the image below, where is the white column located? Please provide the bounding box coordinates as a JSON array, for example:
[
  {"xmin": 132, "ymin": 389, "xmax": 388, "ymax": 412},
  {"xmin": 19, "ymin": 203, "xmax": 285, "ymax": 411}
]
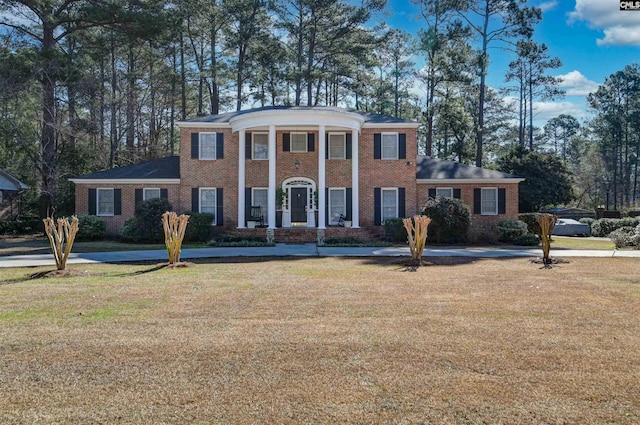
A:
[
  {"xmin": 267, "ymin": 124, "xmax": 277, "ymax": 229},
  {"xmin": 318, "ymin": 125, "xmax": 326, "ymax": 229},
  {"xmin": 351, "ymin": 129, "xmax": 360, "ymax": 228},
  {"xmin": 237, "ymin": 129, "xmax": 246, "ymax": 228}
]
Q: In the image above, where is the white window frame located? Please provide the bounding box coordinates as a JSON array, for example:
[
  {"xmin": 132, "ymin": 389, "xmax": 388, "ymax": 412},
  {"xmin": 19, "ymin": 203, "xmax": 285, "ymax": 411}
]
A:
[
  {"xmin": 199, "ymin": 132, "xmax": 217, "ymax": 160},
  {"xmin": 251, "ymin": 187, "xmax": 268, "ymax": 213},
  {"xmin": 290, "ymin": 132, "xmax": 308, "ymax": 153},
  {"xmin": 97, "ymin": 188, "xmax": 115, "ymax": 217},
  {"xmin": 436, "ymin": 187, "xmax": 453, "ymax": 198},
  {"xmin": 328, "ymin": 188, "xmax": 346, "ymax": 225},
  {"xmin": 252, "ymin": 133, "xmax": 268, "ymax": 160},
  {"xmin": 199, "ymin": 187, "xmax": 217, "ymax": 224},
  {"xmin": 143, "ymin": 188, "xmax": 161, "ymax": 201},
  {"xmin": 381, "ymin": 187, "xmax": 398, "ymax": 223},
  {"xmin": 481, "ymin": 187, "xmax": 498, "ymax": 215},
  {"xmin": 381, "ymin": 132, "xmax": 399, "ymax": 160},
  {"xmin": 328, "ymin": 133, "xmax": 346, "ymax": 160}
]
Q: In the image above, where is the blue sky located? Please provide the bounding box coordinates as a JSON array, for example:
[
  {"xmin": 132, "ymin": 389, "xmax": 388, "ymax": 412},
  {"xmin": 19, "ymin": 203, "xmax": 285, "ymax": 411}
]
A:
[{"xmin": 377, "ymin": 0, "xmax": 640, "ymax": 125}]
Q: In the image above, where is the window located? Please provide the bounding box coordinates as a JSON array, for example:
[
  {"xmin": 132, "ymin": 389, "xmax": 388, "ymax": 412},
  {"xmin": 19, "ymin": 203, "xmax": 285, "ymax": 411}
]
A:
[
  {"xmin": 329, "ymin": 133, "xmax": 346, "ymax": 160},
  {"xmin": 436, "ymin": 187, "xmax": 453, "ymax": 198},
  {"xmin": 252, "ymin": 188, "xmax": 268, "ymax": 212},
  {"xmin": 143, "ymin": 188, "xmax": 161, "ymax": 201},
  {"xmin": 382, "ymin": 133, "xmax": 398, "ymax": 160},
  {"xmin": 97, "ymin": 188, "xmax": 114, "ymax": 216},
  {"xmin": 252, "ymin": 133, "xmax": 268, "ymax": 160},
  {"xmin": 328, "ymin": 188, "xmax": 346, "ymax": 225},
  {"xmin": 291, "ymin": 132, "xmax": 308, "ymax": 152},
  {"xmin": 0, "ymin": 191, "xmax": 3, "ymax": 204},
  {"xmin": 199, "ymin": 188, "xmax": 217, "ymax": 223},
  {"xmin": 481, "ymin": 188, "xmax": 498, "ymax": 215},
  {"xmin": 381, "ymin": 188, "xmax": 398, "ymax": 222},
  {"xmin": 199, "ymin": 133, "xmax": 217, "ymax": 160}
]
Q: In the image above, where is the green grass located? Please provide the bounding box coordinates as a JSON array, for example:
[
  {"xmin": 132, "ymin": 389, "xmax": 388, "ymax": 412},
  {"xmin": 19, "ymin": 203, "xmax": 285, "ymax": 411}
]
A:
[{"xmin": 550, "ymin": 236, "xmax": 616, "ymax": 250}]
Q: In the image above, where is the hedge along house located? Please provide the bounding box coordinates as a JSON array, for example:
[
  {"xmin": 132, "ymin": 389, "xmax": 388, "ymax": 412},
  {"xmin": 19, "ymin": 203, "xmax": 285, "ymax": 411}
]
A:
[
  {"xmin": 0, "ymin": 167, "xmax": 29, "ymax": 221},
  {"xmin": 70, "ymin": 106, "xmax": 523, "ymax": 241}
]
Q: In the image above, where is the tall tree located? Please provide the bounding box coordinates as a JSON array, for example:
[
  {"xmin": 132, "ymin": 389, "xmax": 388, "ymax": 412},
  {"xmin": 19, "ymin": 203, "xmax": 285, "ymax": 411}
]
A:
[
  {"xmin": 588, "ymin": 64, "xmax": 640, "ymax": 210},
  {"xmin": 452, "ymin": 0, "xmax": 539, "ymax": 166},
  {"xmin": 543, "ymin": 114, "xmax": 580, "ymax": 162},
  {"xmin": 0, "ymin": 0, "xmax": 166, "ymax": 218},
  {"xmin": 506, "ymin": 39, "xmax": 563, "ymax": 149}
]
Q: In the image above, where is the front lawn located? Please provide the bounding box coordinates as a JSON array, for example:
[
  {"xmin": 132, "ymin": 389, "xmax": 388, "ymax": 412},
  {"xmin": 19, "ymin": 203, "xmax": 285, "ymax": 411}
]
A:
[{"xmin": 1, "ymin": 257, "xmax": 639, "ymax": 424}]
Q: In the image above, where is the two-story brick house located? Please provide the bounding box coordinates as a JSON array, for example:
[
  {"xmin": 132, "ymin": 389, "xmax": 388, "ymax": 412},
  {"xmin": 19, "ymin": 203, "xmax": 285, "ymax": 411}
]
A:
[{"xmin": 71, "ymin": 106, "xmax": 523, "ymax": 241}]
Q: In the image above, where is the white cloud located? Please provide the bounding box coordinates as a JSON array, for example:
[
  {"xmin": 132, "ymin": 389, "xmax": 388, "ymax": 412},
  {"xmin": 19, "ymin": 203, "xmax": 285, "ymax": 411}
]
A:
[
  {"xmin": 533, "ymin": 101, "xmax": 588, "ymax": 122},
  {"xmin": 538, "ymin": 1, "xmax": 558, "ymax": 13},
  {"xmin": 568, "ymin": 0, "xmax": 640, "ymax": 46},
  {"xmin": 556, "ymin": 70, "xmax": 600, "ymax": 96}
]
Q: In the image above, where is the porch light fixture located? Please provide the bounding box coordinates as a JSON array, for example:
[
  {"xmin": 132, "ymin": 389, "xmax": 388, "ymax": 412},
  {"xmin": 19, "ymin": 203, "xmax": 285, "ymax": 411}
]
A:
[{"xmin": 294, "ymin": 159, "xmax": 300, "ymax": 170}]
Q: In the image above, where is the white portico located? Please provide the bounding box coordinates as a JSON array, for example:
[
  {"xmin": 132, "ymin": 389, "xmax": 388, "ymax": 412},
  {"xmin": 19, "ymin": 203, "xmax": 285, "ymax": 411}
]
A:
[{"xmin": 232, "ymin": 107, "xmax": 363, "ymax": 229}]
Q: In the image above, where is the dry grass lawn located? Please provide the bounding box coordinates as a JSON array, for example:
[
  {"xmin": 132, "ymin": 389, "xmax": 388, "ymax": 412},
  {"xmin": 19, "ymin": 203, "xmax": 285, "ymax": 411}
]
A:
[{"xmin": 1, "ymin": 257, "xmax": 639, "ymax": 424}]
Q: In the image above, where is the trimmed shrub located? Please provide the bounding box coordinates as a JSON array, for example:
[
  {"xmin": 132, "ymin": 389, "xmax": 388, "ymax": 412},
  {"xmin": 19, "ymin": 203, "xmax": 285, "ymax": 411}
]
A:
[
  {"xmin": 421, "ymin": 196, "xmax": 471, "ymax": 244},
  {"xmin": 518, "ymin": 213, "xmax": 539, "ymax": 235},
  {"xmin": 383, "ymin": 217, "xmax": 407, "ymax": 243},
  {"xmin": 75, "ymin": 215, "xmax": 106, "ymax": 241},
  {"xmin": 120, "ymin": 198, "xmax": 173, "ymax": 242},
  {"xmin": 579, "ymin": 217, "xmax": 595, "ymax": 227},
  {"xmin": 511, "ymin": 233, "xmax": 540, "ymax": 246},
  {"xmin": 609, "ymin": 226, "xmax": 637, "ymax": 248},
  {"xmin": 590, "ymin": 218, "xmax": 639, "ymax": 237},
  {"xmin": 324, "ymin": 237, "xmax": 391, "ymax": 247},
  {"xmin": 183, "ymin": 212, "xmax": 214, "ymax": 242},
  {"xmin": 0, "ymin": 217, "xmax": 41, "ymax": 235},
  {"xmin": 208, "ymin": 235, "xmax": 272, "ymax": 247},
  {"xmin": 495, "ymin": 218, "xmax": 528, "ymax": 243}
]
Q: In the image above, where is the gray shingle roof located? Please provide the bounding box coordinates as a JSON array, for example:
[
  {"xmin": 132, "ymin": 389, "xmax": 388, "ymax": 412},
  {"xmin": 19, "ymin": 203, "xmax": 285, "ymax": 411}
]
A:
[
  {"xmin": 0, "ymin": 168, "xmax": 29, "ymax": 191},
  {"xmin": 183, "ymin": 106, "xmax": 416, "ymax": 125},
  {"xmin": 73, "ymin": 156, "xmax": 180, "ymax": 180},
  {"xmin": 416, "ymin": 156, "xmax": 522, "ymax": 180}
]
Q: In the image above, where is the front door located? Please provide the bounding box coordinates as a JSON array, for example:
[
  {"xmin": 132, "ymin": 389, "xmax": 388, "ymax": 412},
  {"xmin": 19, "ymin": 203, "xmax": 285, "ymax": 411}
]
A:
[{"xmin": 291, "ymin": 188, "xmax": 307, "ymax": 223}]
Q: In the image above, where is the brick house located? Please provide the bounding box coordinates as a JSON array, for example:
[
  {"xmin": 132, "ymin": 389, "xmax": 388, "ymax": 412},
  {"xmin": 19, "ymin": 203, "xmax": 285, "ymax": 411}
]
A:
[{"xmin": 70, "ymin": 106, "xmax": 523, "ymax": 241}]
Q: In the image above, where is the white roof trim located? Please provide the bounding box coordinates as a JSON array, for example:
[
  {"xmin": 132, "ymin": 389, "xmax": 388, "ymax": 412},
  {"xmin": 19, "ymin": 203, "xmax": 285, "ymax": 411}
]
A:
[
  {"xmin": 417, "ymin": 178, "xmax": 525, "ymax": 184},
  {"xmin": 69, "ymin": 179, "xmax": 181, "ymax": 184},
  {"xmin": 228, "ymin": 108, "xmax": 366, "ymax": 132}
]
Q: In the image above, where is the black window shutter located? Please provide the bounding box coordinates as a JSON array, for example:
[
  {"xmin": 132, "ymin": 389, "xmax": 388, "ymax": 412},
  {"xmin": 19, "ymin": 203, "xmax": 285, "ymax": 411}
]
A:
[
  {"xmin": 192, "ymin": 188, "xmax": 199, "ymax": 212},
  {"xmin": 325, "ymin": 188, "xmax": 329, "ymax": 227},
  {"xmin": 428, "ymin": 188, "xmax": 436, "ymax": 199},
  {"xmin": 398, "ymin": 134, "xmax": 406, "ymax": 159},
  {"xmin": 398, "ymin": 188, "xmax": 405, "ymax": 218},
  {"xmin": 283, "ymin": 133, "xmax": 290, "ymax": 152},
  {"xmin": 473, "ymin": 188, "xmax": 481, "ymax": 214},
  {"xmin": 374, "ymin": 188, "xmax": 381, "ymax": 225},
  {"xmin": 325, "ymin": 134, "xmax": 329, "ymax": 159},
  {"xmin": 216, "ymin": 133, "xmax": 224, "ymax": 159},
  {"xmin": 346, "ymin": 133, "xmax": 352, "ymax": 160},
  {"xmin": 453, "ymin": 189, "xmax": 461, "ymax": 199},
  {"xmin": 114, "ymin": 189, "xmax": 122, "ymax": 215},
  {"xmin": 135, "ymin": 189, "xmax": 143, "ymax": 207},
  {"xmin": 191, "ymin": 133, "xmax": 199, "ymax": 159},
  {"xmin": 245, "ymin": 132, "xmax": 252, "ymax": 159},
  {"xmin": 88, "ymin": 189, "xmax": 96, "ymax": 215},
  {"xmin": 346, "ymin": 188, "xmax": 352, "ymax": 220},
  {"xmin": 308, "ymin": 133, "xmax": 315, "ymax": 152},
  {"xmin": 216, "ymin": 188, "xmax": 223, "ymax": 226},
  {"xmin": 374, "ymin": 134, "xmax": 381, "ymax": 159},
  {"xmin": 498, "ymin": 188, "xmax": 506, "ymax": 214},
  {"xmin": 160, "ymin": 189, "xmax": 168, "ymax": 200},
  {"xmin": 245, "ymin": 188, "xmax": 252, "ymax": 222}
]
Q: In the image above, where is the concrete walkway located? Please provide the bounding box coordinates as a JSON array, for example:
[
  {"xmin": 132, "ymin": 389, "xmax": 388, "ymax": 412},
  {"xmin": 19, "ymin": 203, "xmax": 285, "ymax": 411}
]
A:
[{"xmin": 1, "ymin": 244, "xmax": 638, "ymax": 268}]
